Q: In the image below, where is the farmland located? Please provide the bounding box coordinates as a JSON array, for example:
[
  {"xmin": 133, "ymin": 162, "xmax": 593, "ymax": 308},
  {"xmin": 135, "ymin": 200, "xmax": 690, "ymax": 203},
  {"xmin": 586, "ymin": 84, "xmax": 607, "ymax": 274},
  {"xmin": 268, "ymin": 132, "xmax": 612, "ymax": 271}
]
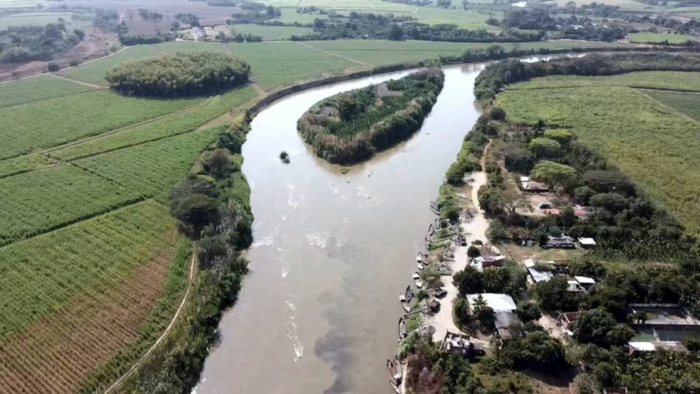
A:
[
  {"xmin": 0, "ymin": 165, "xmax": 142, "ymax": 244},
  {"xmin": 57, "ymin": 46, "xmax": 158, "ymax": 85},
  {"xmin": 154, "ymin": 41, "xmax": 229, "ymax": 56},
  {"xmin": 0, "ymin": 201, "xmax": 186, "ymax": 394},
  {"xmin": 0, "ymin": 12, "xmax": 75, "ymax": 29},
  {"xmin": 229, "ymin": 41, "xmax": 359, "ymax": 90},
  {"xmin": 0, "ymin": 75, "xmax": 94, "ymax": 108},
  {"xmin": 0, "ymin": 153, "xmax": 51, "ymax": 179},
  {"xmin": 498, "ymin": 73, "xmax": 700, "ymax": 234},
  {"xmin": 646, "ymin": 90, "xmax": 700, "ymax": 122},
  {"xmin": 229, "ymin": 24, "xmax": 313, "ymax": 40},
  {"xmin": 508, "ymin": 71, "xmax": 700, "ymax": 92},
  {"xmin": 629, "ymin": 32, "xmax": 696, "ymax": 45},
  {"xmin": 49, "ymin": 86, "xmax": 257, "ymax": 161},
  {"xmin": 75, "ymin": 127, "xmax": 221, "ymax": 201},
  {"xmin": 0, "ymin": 90, "xmax": 202, "ymax": 160}
]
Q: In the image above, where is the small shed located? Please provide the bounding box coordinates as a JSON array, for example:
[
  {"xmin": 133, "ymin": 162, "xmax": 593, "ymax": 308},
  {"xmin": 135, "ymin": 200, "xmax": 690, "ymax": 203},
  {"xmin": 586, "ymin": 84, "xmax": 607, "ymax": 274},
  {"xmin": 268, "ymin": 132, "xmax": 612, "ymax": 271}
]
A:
[
  {"xmin": 494, "ymin": 311, "xmax": 523, "ymax": 339},
  {"xmin": 528, "ymin": 267, "xmax": 554, "ymax": 283},
  {"xmin": 579, "ymin": 237, "xmax": 596, "ymax": 249},
  {"xmin": 545, "ymin": 235, "xmax": 576, "ymax": 249}
]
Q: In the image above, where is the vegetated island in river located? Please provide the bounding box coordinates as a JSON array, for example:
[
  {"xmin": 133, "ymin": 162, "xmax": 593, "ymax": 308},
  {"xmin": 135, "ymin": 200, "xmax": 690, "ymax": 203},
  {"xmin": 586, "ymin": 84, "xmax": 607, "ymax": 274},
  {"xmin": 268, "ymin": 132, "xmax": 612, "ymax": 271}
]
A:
[{"xmin": 297, "ymin": 67, "xmax": 445, "ymax": 164}]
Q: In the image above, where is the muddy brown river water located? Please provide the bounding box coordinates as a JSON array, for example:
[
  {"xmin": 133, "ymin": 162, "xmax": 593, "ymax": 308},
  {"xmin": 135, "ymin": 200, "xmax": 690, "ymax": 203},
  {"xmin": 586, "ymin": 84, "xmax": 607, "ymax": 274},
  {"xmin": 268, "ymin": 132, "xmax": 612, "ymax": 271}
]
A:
[{"xmin": 194, "ymin": 62, "xmax": 496, "ymax": 394}]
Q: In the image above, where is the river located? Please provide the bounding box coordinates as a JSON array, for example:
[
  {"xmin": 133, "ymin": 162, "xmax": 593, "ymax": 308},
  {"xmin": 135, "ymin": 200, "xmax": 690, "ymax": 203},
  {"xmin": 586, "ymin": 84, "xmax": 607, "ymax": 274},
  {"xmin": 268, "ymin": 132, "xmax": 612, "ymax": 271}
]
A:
[{"xmin": 195, "ymin": 63, "xmax": 488, "ymax": 394}]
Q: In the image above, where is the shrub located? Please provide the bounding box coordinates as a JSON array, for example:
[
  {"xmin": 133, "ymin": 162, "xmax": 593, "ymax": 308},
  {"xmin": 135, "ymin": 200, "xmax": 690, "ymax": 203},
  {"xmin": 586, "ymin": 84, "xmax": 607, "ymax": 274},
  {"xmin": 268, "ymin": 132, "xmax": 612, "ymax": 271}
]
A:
[
  {"xmin": 69, "ymin": 60, "xmax": 79, "ymax": 67},
  {"xmin": 467, "ymin": 245, "xmax": 481, "ymax": 258},
  {"xmin": 489, "ymin": 106, "xmax": 507, "ymax": 121},
  {"xmin": 47, "ymin": 62, "xmax": 60, "ymax": 71}
]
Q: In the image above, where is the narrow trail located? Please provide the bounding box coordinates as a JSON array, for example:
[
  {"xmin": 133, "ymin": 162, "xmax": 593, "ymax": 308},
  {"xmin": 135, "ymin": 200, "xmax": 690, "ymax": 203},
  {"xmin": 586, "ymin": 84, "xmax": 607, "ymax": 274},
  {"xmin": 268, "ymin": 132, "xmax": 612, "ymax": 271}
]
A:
[
  {"xmin": 47, "ymin": 73, "xmax": 107, "ymax": 90},
  {"xmin": 104, "ymin": 252, "xmax": 197, "ymax": 394},
  {"xmin": 222, "ymin": 42, "xmax": 234, "ymax": 55},
  {"xmin": 150, "ymin": 44, "xmax": 162, "ymax": 57},
  {"xmin": 294, "ymin": 41, "xmax": 371, "ymax": 67}
]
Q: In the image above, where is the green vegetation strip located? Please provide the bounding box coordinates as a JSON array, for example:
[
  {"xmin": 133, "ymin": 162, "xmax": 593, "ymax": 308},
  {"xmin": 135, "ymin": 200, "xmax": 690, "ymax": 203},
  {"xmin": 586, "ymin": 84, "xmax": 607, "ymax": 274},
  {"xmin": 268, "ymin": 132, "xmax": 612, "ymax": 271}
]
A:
[
  {"xmin": 50, "ymin": 86, "xmax": 257, "ymax": 161},
  {"xmin": 75, "ymin": 127, "xmax": 221, "ymax": 202},
  {"xmin": 0, "ymin": 165, "xmax": 143, "ymax": 245},
  {"xmin": 509, "ymin": 71, "xmax": 700, "ymax": 92},
  {"xmin": 0, "ymin": 153, "xmax": 51, "ymax": 179},
  {"xmin": 645, "ymin": 90, "xmax": 700, "ymax": 122},
  {"xmin": 629, "ymin": 32, "xmax": 696, "ymax": 45},
  {"xmin": 0, "ymin": 91, "xmax": 202, "ymax": 160},
  {"xmin": 0, "ymin": 200, "xmax": 175, "ymax": 341},
  {"xmin": 0, "ymin": 75, "xmax": 94, "ymax": 108},
  {"xmin": 499, "ymin": 83, "xmax": 700, "ymax": 234}
]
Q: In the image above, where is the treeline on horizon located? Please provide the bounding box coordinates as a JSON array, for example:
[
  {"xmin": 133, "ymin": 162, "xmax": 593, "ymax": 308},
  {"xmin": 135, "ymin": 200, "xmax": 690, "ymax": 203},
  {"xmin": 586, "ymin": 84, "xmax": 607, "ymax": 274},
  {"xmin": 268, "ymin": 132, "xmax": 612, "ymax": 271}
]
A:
[
  {"xmin": 474, "ymin": 52, "xmax": 700, "ymax": 103},
  {"xmin": 298, "ymin": 67, "xmax": 444, "ymax": 164},
  {"xmin": 105, "ymin": 52, "xmax": 251, "ymax": 97}
]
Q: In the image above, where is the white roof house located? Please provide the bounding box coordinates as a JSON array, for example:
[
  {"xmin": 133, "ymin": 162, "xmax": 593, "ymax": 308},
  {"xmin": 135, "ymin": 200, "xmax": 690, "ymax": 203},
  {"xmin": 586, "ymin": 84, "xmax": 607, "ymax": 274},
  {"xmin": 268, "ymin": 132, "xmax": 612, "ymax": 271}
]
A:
[
  {"xmin": 575, "ymin": 276, "xmax": 596, "ymax": 285},
  {"xmin": 579, "ymin": 237, "xmax": 596, "ymax": 247},
  {"xmin": 528, "ymin": 267, "xmax": 554, "ymax": 283},
  {"xmin": 467, "ymin": 293, "xmax": 516, "ymax": 313}
]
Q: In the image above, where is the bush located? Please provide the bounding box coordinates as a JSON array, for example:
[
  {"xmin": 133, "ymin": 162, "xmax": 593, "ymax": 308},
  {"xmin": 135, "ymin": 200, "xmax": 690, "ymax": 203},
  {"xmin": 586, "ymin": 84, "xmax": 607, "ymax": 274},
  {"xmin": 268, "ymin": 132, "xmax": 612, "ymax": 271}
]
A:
[
  {"xmin": 47, "ymin": 62, "xmax": 60, "ymax": 71},
  {"xmin": 504, "ymin": 148, "xmax": 535, "ymax": 173},
  {"xmin": 69, "ymin": 60, "xmax": 79, "ymax": 67},
  {"xmin": 488, "ymin": 219, "xmax": 508, "ymax": 242},
  {"xmin": 489, "ymin": 106, "xmax": 507, "ymax": 121},
  {"xmin": 516, "ymin": 303, "xmax": 542, "ymax": 323},
  {"xmin": 499, "ymin": 331, "xmax": 568, "ymax": 373}
]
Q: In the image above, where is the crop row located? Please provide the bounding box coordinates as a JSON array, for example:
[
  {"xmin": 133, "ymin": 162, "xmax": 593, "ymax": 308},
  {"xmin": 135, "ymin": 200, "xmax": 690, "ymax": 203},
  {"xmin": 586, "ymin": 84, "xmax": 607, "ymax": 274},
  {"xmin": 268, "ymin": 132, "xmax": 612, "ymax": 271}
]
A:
[
  {"xmin": 51, "ymin": 85, "xmax": 257, "ymax": 161},
  {"xmin": 0, "ymin": 208, "xmax": 180, "ymax": 394},
  {"xmin": 0, "ymin": 90, "xmax": 202, "ymax": 160},
  {"xmin": 508, "ymin": 71, "xmax": 700, "ymax": 92},
  {"xmin": 0, "ymin": 153, "xmax": 52, "ymax": 179},
  {"xmin": 0, "ymin": 200, "xmax": 176, "ymax": 343},
  {"xmin": 0, "ymin": 165, "xmax": 144, "ymax": 245},
  {"xmin": 75, "ymin": 126, "xmax": 221, "ymax": 202}
]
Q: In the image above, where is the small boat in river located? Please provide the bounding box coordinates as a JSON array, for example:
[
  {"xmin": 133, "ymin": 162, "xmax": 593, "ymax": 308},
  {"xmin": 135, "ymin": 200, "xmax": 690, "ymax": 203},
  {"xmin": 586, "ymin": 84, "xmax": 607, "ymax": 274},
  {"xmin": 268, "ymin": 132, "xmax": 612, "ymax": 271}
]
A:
[
  {"xmin": 400, "ymin": 286, "xmax": 414, "ymax": 312},
  {"xmin": 386, "ymin": 358, "xmax": 402, "ymax": 393},
  {"xmin": 417, "ymin": 262, "xmax": 424, "ymax": 270}
]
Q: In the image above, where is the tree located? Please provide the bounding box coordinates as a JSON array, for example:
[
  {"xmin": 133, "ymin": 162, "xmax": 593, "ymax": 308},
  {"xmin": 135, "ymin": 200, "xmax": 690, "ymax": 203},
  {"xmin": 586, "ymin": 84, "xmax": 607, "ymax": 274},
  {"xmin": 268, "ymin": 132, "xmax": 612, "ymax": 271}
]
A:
[
  {"xmin": 560, "ymin": 205, "xmax": 577, "ymax": 228},
  {"xmin": 150, "ymin": 12, "xmax": 164, "ymax": 30},
  {"xmin": 501, "ymin": 187, "xmax": 531, "ymax": 217},
  {"xmin": 47, "ymin": 62, "xmax": 60, "ymax": 72},
  {"xmin": 590, "ymin": 193, "xmax": 628, "ymax": 213},
  {"xmin": 571, "ymin": 373, "xmax": 601, "ymax": 394},
  {"xmin": 437, "ymin": 0, "xmax": 452, "ymax": 7},
  {"xmin": 606, "ymin": 324, "xmax": 635, "ymax": 347},
  {"xmin": 544, "ymin": 129, "xmax": 574, "ymax": 146},
  {"xmin": 574, "ymin": 185, "xmax": 596, "ymax": 205},
  {"xmin": 533, "ymin": 277, "xmax": 579, "ymax": 312},
  {"xmin": 467, "ymin": 245, "xmax": 481, "ymax": 258},
  {"xmin": 574, "ymin": 308, "xmax": 617, "ymax": 347},
  {"xmin": 454, "ymin": 297, "xmax": 471, "ymax": 325},
  {"xmin": 488, "ymin": 219, "xmax": 508, "ymax": 242},
  {"xmin": 499, "ymin": 331, "xmax": 568, "ymax": 373},
  {"xmin": 529, "ymin": 137, "xmax": 561, "ymax": 159},
  {"xmin": 531, "ymin": 161, "xmax": 577, "ymax": 190},
  {"xmin": 203, "ymin": 149, "xmax": 233, "ymax": 179},
  {"xmin": 388, "ymin": 24, "xmax": 404, "ymax": 41},
  {"xmin": 73, "ymin": 29, "xmax": 85, "ymax": 40},
  {"xmin": 138, "ymin": 8, "xmax": 151, "ymax": 20},
  {"xmin": 453, "ymin": 266, "xmax": 484, "ymax": 296},
  {"xmin": 517, "ymin": 303, "xmax": 542, "ymax": 323}
]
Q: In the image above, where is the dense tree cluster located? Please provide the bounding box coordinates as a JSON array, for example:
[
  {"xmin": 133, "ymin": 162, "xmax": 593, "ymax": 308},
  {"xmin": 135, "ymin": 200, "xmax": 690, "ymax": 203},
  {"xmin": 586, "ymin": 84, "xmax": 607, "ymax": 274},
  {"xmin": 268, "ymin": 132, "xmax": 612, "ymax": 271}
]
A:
[
  {"xmin": 228, "ymin": 3, "xmax": 281, "ymax": 23},
  {"xmin": 0, "ymin": 23, "xmax": 84, "ymax": 64},
  {"xmin": 499, "ymin": 9, "xmax": 625, "ymax": 41},
  {"xmin": 119, "ymin": 116, "xmax": 255, "ymax": 393},
  {"xmin": 453, "ymin": 261, "xmax": 527, "ymax": 298},
  {"xmin": 298, "ymin": 68, "xmax": 444, "ymax": 164},
  {"xmin": 106, "ymin": 52, "xmax": 250, "ymax": 97},
  {"xmin": 288, "ymin": 12, "xmax": 540, "ymax": 43}
]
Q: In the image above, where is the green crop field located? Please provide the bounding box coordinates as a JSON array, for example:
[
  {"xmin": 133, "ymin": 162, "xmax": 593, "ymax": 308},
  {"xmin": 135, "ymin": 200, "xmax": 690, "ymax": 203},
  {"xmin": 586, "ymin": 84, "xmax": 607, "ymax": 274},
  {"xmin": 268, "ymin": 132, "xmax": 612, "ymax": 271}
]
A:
[
  {"xmin": 229, "ymin": 24, "xmax": 314, "ymax": 40},
  {"xmin": 0, "ymin": 91, "xmax": 202, "ymax": 160},
  {"xmin": 646, "ymin": 90, "xmax": 700, "ymax": 122},
  {"xmin": 498, "ymin": 75, "xmax": 700, "ymax": 234},
  {"xmin": 0, "ymin": 153, "xmax": 51, "ymax": 179},
  {"xmin": 0, "ymin": 75, "xmax": 95, "ymax": 108},
  {"xmin": 0, "ymin": 12, "xmax": 75, "ymax": 29},
  {"xmin": 230, "ymin": 42, "xmax": 358, "ymax": 90},
  {"xmin": 629, "ymin": 33, "xmax": 696, "ymax": 45},
  {"xmin": 154, "ymin": 41, "xmax": 229, "ymax": 56},
  {"xmin": 58, "ymin": 46, "xmax": 158, "ymax": 84},
  {"xmin": 509, "ymin": 71, "xmax": 700, "ymax": 92},
  {"xmin": 75, "ymin": 127, "xmax": 221, "ymax": 201},
  {"xmin": 0, "ymin": 165, "xmax": 142, "ymax": 245},
  {"xmin": 50, "ymin": 86, "xmax": 257, "ymax": 161},
  {"xmin": 0, "ymin": 201, "xmax": 185, "ymax": 393}
]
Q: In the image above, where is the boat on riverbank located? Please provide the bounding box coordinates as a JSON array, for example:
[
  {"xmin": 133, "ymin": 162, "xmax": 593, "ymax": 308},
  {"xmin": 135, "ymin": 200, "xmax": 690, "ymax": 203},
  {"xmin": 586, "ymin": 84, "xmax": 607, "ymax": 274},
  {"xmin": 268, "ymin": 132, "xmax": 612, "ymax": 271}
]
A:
[
  {"xmin": 398, "ymin": 317, "xmax": 407, "ymax": 340},
  {"xmin": 386, "ymin": 357, "xmax": 402, "ymax": 394},
  {"xmin": 412, "ymin": 272, "xmax": 423, "ymax": 288}
]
